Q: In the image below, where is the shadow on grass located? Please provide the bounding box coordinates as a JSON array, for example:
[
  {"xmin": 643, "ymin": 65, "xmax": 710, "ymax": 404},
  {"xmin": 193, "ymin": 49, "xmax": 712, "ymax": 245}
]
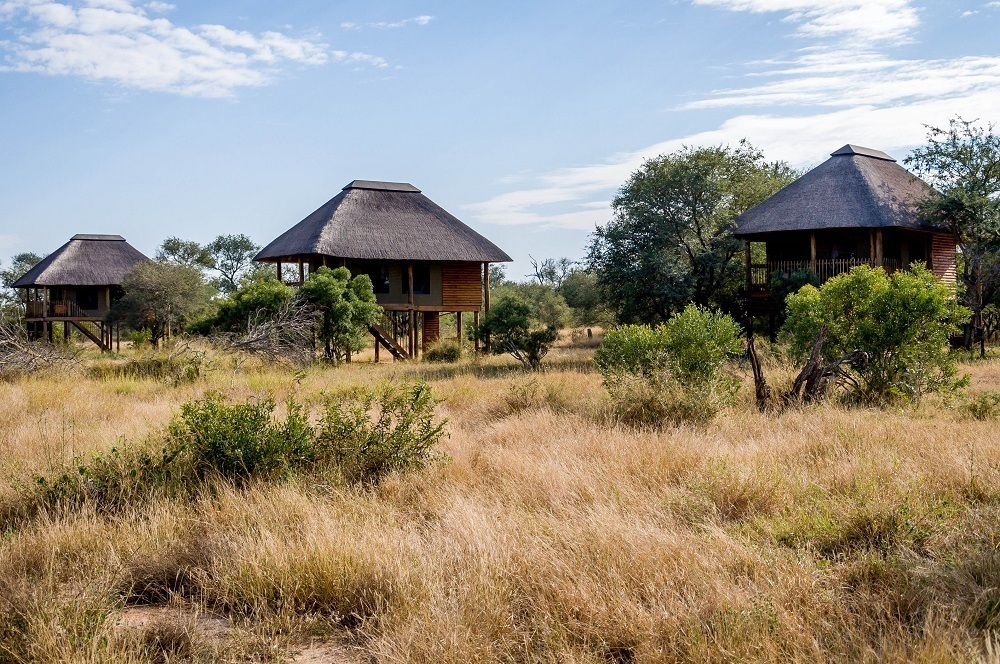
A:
[{"xmin": 400, "ymin": 355, "xmax": 597, "ymax": 381}]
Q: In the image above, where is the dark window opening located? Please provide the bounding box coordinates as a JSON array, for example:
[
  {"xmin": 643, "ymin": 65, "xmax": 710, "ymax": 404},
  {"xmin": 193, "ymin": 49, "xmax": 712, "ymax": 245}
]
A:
[
  {"xmin": 403, "ymin": 263, "xmax": 431, "ymax": 295},
  {"xmin": 77, "ymin": 287, "xmax": 99, "ymax": 310},
  {"xmin": 356, "ymin": 261, "xmax": 390, "ymax": 294}
]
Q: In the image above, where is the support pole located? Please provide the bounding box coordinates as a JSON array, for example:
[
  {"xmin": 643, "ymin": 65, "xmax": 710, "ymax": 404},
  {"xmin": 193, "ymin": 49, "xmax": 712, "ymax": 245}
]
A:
[
  {"xmin": 298, "ymin": 258, "xmax": 304, "ymax": 285},
  {"xmin": 407, "ymin": 262, "xmax": 415, "ymax": 358},
  {"xmin": 744, "ymin": 240, "xmax": 752, "ymax": 291},
  {"xmin": 483, "ymin": 262, "xmax": 491, "ymax": 353},
  {"xmin": 809, "ymin": 232, "xmax": 817, "ymax": 268},
  {"xmin": 374, "ymin": 335, "xmax": 380, "ymax": 363},
  {"xmin": 276, "ymin": 260, "xmax": 282, "ymax": 282},
  {"xmin": 875, "ymin": 230, "xmax": 884, "ymax": 268},
  {"xmin": 63, "ymin": 321, "xmax": 69, "ymax": 345},
  {"xmin": 474, "ymin": 310, "xmax": 480, "ymax": 353},
  {"xmin": 456, "ymin": 311, "xmax": 462, "ymax": 347}
]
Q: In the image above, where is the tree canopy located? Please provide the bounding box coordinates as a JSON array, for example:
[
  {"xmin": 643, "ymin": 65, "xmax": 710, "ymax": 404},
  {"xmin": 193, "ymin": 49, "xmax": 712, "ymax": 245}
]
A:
[
  {"xmin": 111, "ymin": 262, "xmax": 212, "ymax": 344},
  {"xmin": 206, "ymin": 234, "xmax": 261, "ymax": 294},
  {"xmin": 298, "ymin": 266, "xmax": 382, "ymax": 363},
  {"xmin": 587, "ymin": 141, "xmax": 796, "ymax": 324}
]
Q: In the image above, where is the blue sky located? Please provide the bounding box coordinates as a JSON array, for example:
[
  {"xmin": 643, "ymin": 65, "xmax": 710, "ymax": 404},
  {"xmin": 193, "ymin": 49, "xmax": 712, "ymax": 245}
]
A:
[{"xmin": 1, "ymin": 1, "xmax": 998, "ymax": 280}]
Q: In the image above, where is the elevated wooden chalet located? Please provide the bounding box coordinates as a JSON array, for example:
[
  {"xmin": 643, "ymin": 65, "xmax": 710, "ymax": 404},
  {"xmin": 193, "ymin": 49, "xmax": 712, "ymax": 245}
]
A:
[
  {"xmin": 254, "ymin": 181, "xmax": 512, "ymax": 358},
  {"xmin": 734, "ymin": 145, "xmax": 958, "ymax": 327},
  {"xmin": 13, "ymin": 234, "xmax": 149, "ymax": 350}
]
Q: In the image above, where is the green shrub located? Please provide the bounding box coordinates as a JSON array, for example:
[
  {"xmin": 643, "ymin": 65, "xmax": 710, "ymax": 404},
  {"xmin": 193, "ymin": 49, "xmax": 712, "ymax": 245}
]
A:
[
  {"xmin": 782, "ymin": 265, "xmax": 969, "ymax": 404},
  {"xmin": 24, "ymin": 382, "xmax": 447, "ymax": 517},
  {"xmin": 961, "ymin": 390, "xmax": 1000, "ymax": 420},
  {"xmin": 315, "ymin": 381, "xmax": 447, "ymax": 485},
  {"xmin": 476, "ymin": 295, "xmax": 560, "ymax": 370},
  {"xmin": 424, "ymin": 340, "xmax": 463, "ymax": 363},
  {"xmin": 595, "ymin": 305, "xmax": 743, "ymax": 426}
]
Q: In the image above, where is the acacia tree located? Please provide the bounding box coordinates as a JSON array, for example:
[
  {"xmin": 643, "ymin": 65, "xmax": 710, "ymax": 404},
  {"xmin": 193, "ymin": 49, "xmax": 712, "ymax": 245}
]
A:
[
  {"xmin": 156, "ymin": 237, "xmax": 214, "ymax": 269},
  {"xmin": 110, "ymin": 262, "xmax": 212, "ymax": 345},
  {"xmin": 587, "ymin": 141, "xmax": 796, "ymax": 324},
  {"xmin": 297, "ymin": 266, "xmax": 382, "ymax": 363},
  {"xmin": 905, "ymin": 117, "xmax": 1000, "ymax": 355},
  {"xmin": 207, "ymin": 234, "xmax": 260, "ymax": 294}
]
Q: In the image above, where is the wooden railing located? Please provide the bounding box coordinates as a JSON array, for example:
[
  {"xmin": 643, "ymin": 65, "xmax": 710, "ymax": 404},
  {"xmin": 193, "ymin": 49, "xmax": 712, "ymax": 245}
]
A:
[
  {"xmin": 749, "ymin": 259, "xmax": 902, "ymax": 290},
  {"xmin": 24, "ymin": 300, "xmax": 91, "ymax": 319}
]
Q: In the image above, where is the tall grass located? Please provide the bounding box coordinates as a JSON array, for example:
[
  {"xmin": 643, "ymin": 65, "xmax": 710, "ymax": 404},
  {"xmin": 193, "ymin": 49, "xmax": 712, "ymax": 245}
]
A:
[{"xmin": 0, "ymin": 340, "xmax": 998, "ymax": 662}]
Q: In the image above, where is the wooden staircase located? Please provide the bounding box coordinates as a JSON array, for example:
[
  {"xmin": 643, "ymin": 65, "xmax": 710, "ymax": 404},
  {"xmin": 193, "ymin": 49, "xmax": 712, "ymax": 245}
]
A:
[
  {"xmin": 71, "ymin": 320, "xmax": 109, "ymax": 351},
  {"xmin": 369, "ymin": 323, "xmax": 408, "ymax": 360}
]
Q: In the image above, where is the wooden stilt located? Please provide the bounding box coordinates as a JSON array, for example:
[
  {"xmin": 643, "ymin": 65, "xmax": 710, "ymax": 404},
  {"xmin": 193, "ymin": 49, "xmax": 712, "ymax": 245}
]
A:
[
  {"xmin": 456, "ymin": 311, "xmax": 462, "ymax": 346},
  {"xmin": 474, "ymin": 311, "xmax": 480, "ymax": 353},
  {"xmin": 483, "ymin": 263, "xmax": 491, "ymax": 352},
  {"xmin": 63, "ymin": 321, "xmax": 70, "ymax": 345},
  {"xmin": 298, "ymin": 259, "xmax": 304, "ymax": 285},
  {"xmin": 374, "ymin": 335, "xmax": 380, "ymax": 363},
  {"xmin": 276, "ymin": 260, "xmax": 282, "ymax": 282}
]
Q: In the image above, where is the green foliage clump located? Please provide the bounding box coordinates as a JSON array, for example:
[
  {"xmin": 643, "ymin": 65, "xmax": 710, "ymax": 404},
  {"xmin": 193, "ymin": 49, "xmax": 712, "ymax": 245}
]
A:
[
  {"xmin": 298, "ymin": 266, "xmax": 382, "ymax": 363},
  {"xmin": 27, "ymin": 382, "xmax": 446, "ymax": 516},
  {"xmin": 424, "ymin": 340, "xmax": 463, "ymax": 363},
  {"xmin": 491, "ymin": 282, "xmax": 572, "ymax": 329},
  {"xmin": 477, "ymin": 294, "xmax": 560, "ymax": 370},
  {"xmin": 595, "ymin": 305, "xmax": 743, "ymax": 425},
  {"xmin": 961, "ymin": 390, "xmax": 1000, "ymax": 420},
  {"xmin": 315, "ymin": 382, "xmax": 447, "ymax": 485},
  {"xmin": 782, "ymin": 265, "xmax": 970, "ymax": 404},
  {"xmin": 189, "ymin": 277, "xmax": 295, "ymax": 334},
  {"xmin": 111, "ymin": 262, "xmax": 213, "ymax": 345}
]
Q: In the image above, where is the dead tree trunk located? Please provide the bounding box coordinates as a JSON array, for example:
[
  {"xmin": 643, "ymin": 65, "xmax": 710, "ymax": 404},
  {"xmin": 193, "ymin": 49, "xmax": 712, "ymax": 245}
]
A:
[{"xmin": 747, "ymin": 334, "xmax": 771, "ymax": 412}]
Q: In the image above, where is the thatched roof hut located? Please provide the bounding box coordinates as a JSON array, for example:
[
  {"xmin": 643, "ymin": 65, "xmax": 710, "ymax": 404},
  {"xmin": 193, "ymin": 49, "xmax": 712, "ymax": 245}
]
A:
[
  {"xmin": 734, "ymin": 145, "xmax": 940, "ymax": 237},
  {"xmin": 13, "ymin": 234, "xmax": 149, "ymax": 288},
  {"xmin": 255, "ymin": 180, "xmax": 512, "ymax": 263}
]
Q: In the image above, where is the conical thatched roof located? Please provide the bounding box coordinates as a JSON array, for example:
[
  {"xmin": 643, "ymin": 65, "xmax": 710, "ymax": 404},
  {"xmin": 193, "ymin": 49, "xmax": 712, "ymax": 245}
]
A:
[
  {"xmin": 255, "ymin": 181, "xmax": 512, "ymax": 263},
  {"xmin": 12, "ymin": 235, "xmax": 149, "ymax": 288},
  {"xmin": 734, "ymin": 145, "xmax": 941, "ymax": 237}
]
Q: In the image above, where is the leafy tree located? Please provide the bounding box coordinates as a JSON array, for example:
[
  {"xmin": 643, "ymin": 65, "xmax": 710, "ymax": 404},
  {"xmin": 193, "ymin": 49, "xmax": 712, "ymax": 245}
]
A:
[
  {"xmin": 488, "ymin": 264, "xmax": 509, "ymax": 288},
  {"xmin": 0, "ymin": 252, "xmax": 43, "ymax": 319},
  {"xmin": 587, "ymin": 141, "xmax": 796, "ymax": 324},
  {"xmin": 156, "ymin": 237, "xmax": 214, "ymax": 270},
  {"xmin": 528, "ymin": 256, "xmax": 573, "ymax": 286},
  {"xmin": 476, "ymin": 293, "xmax": 559, "ymax": 370},
  {"xmin": 189, "ymin": 276, "xmax": 295, "ymax": 334},
  {"xmin": 558, "ymin": 269, "xmax": 611, "ymax": 326},
  {"xmin": 493, "ymin": 282, "xmax": 572, "ymax": 329},
  {"xmin": 905, "ymin": 117, "xmax": 1000, "ymax": 355},
  {"xmin": 110, "ymin": 262, "xmax": 212, "ymax": 344},
  {"xmin": 298, "ymin": 266, "xmax": 382, "ymax": 363},
  {"xmin": 782, "ymin": 265, "xmax": 969, "ymax": 404},
  {"xmin": 206, "ymin": 234, "xmax": 260, "ymax": 294}
]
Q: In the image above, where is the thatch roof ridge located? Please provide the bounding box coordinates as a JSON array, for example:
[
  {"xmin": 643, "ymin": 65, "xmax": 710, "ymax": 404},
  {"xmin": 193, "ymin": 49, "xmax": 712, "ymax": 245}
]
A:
[
  {"xmin": 733, "ymin": 145, "xmax": 941, "ymax": 237},
  {"xmin": 255, "ymin": 182, "xmax": 512, "ymax": 263},
  {"xmin": 12, "ymin": 235, "xmax": 150, "ymax": 288}
]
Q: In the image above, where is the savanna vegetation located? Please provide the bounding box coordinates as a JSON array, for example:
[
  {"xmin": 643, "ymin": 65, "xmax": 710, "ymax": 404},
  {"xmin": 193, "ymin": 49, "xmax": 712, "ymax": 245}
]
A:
[{"xmin": 0, "ymin": 126, "xmax": 998, "ymax": 662}]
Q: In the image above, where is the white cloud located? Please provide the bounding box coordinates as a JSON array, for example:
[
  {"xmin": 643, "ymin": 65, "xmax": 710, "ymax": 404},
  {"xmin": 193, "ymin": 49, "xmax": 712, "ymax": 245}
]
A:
[
  {"xmin": 0, "ymin": 0, "xmax": 388, "ymax": 97},
  {"xmin": 341, "ymin": 15, "xmax": 433, "ymax": 30},
  {"xmin": 144, "ymin": 1, "xmax": 173, "ymax": 13},
  {"xmin": 467, "ymin": 1, "xmax": 1000, "ymax": 231},
  {"xmin": 961, "ymin": 10, "xmax": 979, "ymax": 17},
  {"xmin": 693, "ymin": 0, "xmax": 919, "ymax": 45}
]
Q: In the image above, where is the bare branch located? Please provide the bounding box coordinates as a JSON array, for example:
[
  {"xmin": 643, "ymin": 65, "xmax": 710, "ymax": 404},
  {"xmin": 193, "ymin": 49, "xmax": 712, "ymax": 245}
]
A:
[
  {"xmin": 212, "ymin": 301, "xmax": 317, "ymax": 367},
  {"xmin": 0, "ymin": 320, "xmax": 79, "ymax": 376}
]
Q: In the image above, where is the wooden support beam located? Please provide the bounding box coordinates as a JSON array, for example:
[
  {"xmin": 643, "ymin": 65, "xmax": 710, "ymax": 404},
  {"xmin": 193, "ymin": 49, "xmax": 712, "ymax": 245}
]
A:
[
  {"xmin": 456, "ymin": 311, "xmax": 462, "ymax": 347},
  {"xmin": 483, "ymin": 262, "xmax": 491, "ymax": 353},
  {"xmin": 745, "ymin": 240, "xmax": 751, "ymax": 291},
  {"xmin": 809, "ymin": 233, "xmax": 817, "ymax": 266},
  {"xmin": 276, "ymin": 260, "xmax": 282, "ymax": 282},
  {"xmin": 875, "ymin": 229, "xmax": 884, "ymax": 267},
  {"xmin": 474, "ymin": 310, "xmax": 480, "ymax": 353},
  {"xmin": 298, "ymin": 258, "xmax": 304, "ymax": 285}
]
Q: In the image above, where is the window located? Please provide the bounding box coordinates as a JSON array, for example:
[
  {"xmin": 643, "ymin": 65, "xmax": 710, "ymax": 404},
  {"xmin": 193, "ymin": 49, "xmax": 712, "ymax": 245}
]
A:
[
  {"xmin": 77, "ymin": 287, "xmax": 99, "ymax": 310},
  {"xmin": 357, "ymin": 261, "xmax": 390, "ymax": 294},
  {"xmin": 403, "ymin": 262, "xmax": 431, "ymax": 295}
]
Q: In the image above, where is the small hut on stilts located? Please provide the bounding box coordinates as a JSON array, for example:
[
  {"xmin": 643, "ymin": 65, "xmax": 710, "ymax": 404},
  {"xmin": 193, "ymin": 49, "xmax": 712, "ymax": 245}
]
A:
[
  {"xmin": 254, "ymin": 181, "xmax": 512, "ymax": 359},
  {"xmin": 13, "ymin": 234, "xmax": 149, "ymax": 351}
]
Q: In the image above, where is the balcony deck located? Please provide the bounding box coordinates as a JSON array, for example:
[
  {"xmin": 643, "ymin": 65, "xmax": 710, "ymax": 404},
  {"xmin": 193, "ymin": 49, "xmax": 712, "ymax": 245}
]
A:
[{"xmin": 748, "ymin": 258, "xmax": 902, "ymax": 292}]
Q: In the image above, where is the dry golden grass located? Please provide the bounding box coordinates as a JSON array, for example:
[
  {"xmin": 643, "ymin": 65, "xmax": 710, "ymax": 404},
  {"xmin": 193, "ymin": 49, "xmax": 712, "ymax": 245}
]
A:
[{"xmin": 0, "ymin": 338, "xmax": 999, "ymax": 662}]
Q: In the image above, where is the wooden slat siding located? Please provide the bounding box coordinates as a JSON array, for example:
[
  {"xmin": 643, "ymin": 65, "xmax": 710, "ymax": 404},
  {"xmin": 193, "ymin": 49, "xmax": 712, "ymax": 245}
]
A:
[
  {"xmin": 930, "ymin": 233, "xmax": 957, "ymax": 283},
  {"xmin": 422, "ymin": 312, "xmax": 440, "ymax": 349},
  {"xmin": 442, "ymin": 262, "xmax": 483, "ymax": 308}
]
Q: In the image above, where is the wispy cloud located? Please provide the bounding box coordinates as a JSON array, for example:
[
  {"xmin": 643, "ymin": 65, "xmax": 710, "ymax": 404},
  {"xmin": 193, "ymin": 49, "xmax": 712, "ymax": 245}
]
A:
[
  {"xmin": 0, "ymin": 0, "xmax": 388, "ymax": 97},
  {"xmin": 468, "ymin": 0, "xmax": 1000, "ymax": 231},
  {"xmin": 692, "ymin": 0, "xmax": 919, "ymax": 45},
  {"xmin": 341, "ymin": 15, "xmax": 433, "ymax": 30}
]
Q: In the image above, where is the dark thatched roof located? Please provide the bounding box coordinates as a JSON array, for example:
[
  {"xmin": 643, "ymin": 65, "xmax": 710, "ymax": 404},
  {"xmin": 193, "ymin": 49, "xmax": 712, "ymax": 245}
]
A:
[
  {"xmin": 12, "ymin": 235, "xmax": 149, "ymax": 288},
  {"xmin": 734, "ymin": 145, "xmax": 942, "ymax": 237},
  {"xmin": 255, "ymin": 181, "xmax": 512, "ymax": 263}
]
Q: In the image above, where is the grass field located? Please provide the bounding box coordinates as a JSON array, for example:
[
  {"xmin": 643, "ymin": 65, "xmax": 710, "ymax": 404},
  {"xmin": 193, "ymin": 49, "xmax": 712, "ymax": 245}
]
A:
[{"xmin": 1, "ymin": 335, "xmax": 999, "ymax": 663}]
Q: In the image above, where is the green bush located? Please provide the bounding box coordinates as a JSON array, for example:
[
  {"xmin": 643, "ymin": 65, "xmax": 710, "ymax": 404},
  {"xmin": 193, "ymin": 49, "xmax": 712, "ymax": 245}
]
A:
[
  {"xmin": 315, "ymin": 382, "xmax": 447, "ymax": 485},
  {"xmin": 782, "ymin": 265, "xmax": 969, "ymax": 404},
  {"xmin": 595, "ymin": 305, "xmax": 743, "ymax": 425},
  {"xmin": 476, "ymin": 295, "xmax": 561, "ymax": 370},
  {"xmin": 25, "ymin": 382, "xmax": 447, "ymax": 516},
  {"xmin": 424, "ymin": 340, "xmax": 463, "ymax": 363},
  {"xmin": 961, "ymin": 390, "xmax": 1000, "ymax": 420}
]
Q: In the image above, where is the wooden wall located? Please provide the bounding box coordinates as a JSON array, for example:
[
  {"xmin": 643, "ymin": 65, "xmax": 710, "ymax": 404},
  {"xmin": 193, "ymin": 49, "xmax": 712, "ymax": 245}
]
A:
[
  {"xmin": 442, "ymin": 262, "xmax": 483, "ymax": 309},
  {"xmin": 929, "ymin": 233, "xmax": 957, "ymax": 283}
]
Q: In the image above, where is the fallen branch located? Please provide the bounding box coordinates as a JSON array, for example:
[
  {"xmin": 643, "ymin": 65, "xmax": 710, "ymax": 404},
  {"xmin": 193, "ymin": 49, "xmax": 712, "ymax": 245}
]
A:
[
  {"xmin": 213, "ymin": 302, "xmax": 317, "ymax": 367},
  {"xmin": 0, "ymin": 319, "xmax": 79, "ymax": 375}
]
